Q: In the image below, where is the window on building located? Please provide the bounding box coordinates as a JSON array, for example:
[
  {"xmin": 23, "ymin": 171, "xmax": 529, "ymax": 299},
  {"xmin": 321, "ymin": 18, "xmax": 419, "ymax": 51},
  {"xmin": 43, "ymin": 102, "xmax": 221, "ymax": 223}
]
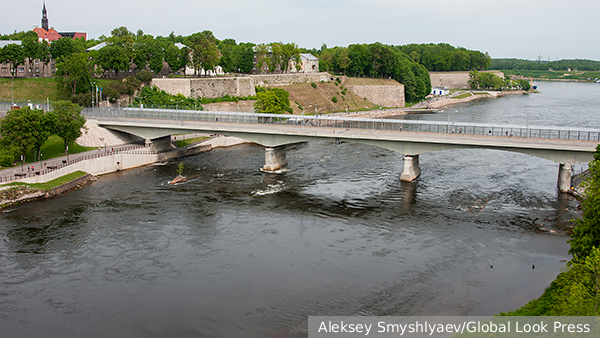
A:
[
  {"xmin": 18, "ymin": 67, "xmax": 25, "ymax": 72},
  {"xmin": 36, "ymin": 68, "xmax": 40, "ymax": 73},
  {"xmin": 35, "ymin": 60, "xmax": 40, "ymax": 64},
  {"xmin": 1, "ymin": 68, "xmax": 7, "ymax": 73}
]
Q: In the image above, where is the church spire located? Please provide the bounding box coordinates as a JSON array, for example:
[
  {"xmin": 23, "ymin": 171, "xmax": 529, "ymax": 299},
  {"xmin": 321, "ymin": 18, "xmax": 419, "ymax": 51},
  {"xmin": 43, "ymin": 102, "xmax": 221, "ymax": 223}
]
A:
[{"xmin": 42, "ymin": 1, "xmax": 49, "ymax": 30}]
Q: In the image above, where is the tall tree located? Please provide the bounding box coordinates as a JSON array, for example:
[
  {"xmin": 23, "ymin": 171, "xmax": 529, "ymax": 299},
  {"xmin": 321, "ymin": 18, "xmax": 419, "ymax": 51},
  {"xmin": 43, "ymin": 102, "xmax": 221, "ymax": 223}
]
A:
[
  {"xmin": 21, "ymin": 31, "xmax": 41, "ymax": 76},
  {"xmin": 52, "ymin": 101, "xmax": 86, "ymax": 154},
  {"xmin": 0, "ymin": 107, "xmax": 51, "ymax": 162},
  {"xmin": 55, "ymin": 53, "xmax": 92, "ymax": 95},
  {"xmin": 0, "ymin": 43, "xmax": 25, "ymax": 80},
  {"xmin": 98, "ymin": 44, "xmax": 130, "ymax": 78}
]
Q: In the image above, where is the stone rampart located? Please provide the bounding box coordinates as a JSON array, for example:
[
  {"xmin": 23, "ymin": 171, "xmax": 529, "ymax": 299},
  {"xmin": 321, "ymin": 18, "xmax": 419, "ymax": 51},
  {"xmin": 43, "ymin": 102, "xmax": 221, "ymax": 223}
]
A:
[
  {"xmin": 151, "ymin": 78, "xmax": 191, "ymax": 96},
  {"xmin": 429, "ymin": 71, "xmax": 505, "ymax": 89},
  {"xmin": 346, "ymin": 84, "xmax": 405, "ymax": 107},
  {"xmin": 190, "ymin": 77, "xmax": 255, "ymax": 99},
  {"xmin": 251, "ymin": 72, "xmax": 330, "ymax": 87}
]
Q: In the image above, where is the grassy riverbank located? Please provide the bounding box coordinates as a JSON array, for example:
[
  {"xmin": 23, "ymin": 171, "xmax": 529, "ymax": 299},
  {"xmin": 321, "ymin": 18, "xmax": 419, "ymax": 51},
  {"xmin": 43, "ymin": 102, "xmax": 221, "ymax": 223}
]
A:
[
  {"xmin": 2, "ymin": 135, "xmax": 95, "ymax": 169},
  {"xmin": 2, "ymin": 170, "xmax": 87, "ymax": 190}
]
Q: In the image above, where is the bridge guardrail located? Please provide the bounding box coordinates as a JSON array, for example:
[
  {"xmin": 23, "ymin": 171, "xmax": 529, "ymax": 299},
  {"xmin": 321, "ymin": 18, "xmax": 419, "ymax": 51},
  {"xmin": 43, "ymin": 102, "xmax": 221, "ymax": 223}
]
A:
[{"xmin": 83, "ymin": 107, "xmax": 600, "ymax": 143}]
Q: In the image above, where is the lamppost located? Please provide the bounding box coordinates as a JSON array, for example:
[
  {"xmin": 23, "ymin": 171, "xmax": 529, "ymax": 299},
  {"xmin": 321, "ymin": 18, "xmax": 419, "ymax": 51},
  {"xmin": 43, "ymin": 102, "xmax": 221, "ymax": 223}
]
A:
[{"xmin": 90, "ymin": 82, "xmax": 96, "ymax": 108}]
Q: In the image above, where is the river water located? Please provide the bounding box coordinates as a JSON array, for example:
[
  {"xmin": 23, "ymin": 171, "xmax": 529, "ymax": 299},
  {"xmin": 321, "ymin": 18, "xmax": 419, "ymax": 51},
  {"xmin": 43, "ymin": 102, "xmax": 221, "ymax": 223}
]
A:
[{"xmin": 1, "ymin": 82, "xmax": 599, "ymax": 337}]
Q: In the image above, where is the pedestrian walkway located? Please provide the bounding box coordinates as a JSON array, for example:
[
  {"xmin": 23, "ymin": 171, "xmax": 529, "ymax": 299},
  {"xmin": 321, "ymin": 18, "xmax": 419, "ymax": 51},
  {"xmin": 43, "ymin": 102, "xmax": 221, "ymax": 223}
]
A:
[{"xmin": 0, "ymin": 144, "xmax": 144, "ymax": 184}]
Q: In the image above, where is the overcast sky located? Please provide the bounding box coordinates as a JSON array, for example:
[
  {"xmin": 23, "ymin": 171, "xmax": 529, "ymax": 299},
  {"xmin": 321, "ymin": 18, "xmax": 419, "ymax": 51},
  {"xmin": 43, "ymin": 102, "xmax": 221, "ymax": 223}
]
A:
[{"xmin": 3, "ymin": 0, "xmax": 598, "ymax": 61}]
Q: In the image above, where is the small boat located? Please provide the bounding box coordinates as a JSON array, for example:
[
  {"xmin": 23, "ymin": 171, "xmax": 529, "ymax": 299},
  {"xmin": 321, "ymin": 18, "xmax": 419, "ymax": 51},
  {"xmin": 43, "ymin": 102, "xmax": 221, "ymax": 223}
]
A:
[{"xmin": 168, "ymin": 174, "xmax": 187, "ymax": 185}]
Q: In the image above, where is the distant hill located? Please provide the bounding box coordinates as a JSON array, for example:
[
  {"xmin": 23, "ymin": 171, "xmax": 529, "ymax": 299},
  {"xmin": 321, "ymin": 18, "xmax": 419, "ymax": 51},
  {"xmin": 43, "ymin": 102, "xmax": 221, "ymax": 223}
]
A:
[{"xmin": 491, "ymin": 58, "xmax": 600, "ymax": 71}]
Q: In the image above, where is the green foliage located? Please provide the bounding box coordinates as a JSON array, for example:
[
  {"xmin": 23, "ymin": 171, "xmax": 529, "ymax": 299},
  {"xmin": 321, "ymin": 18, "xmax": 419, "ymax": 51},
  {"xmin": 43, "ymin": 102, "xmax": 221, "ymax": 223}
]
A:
[
  {"xmin": 133, "ymin": 86, "xmax": 251, "ymax": 109},
  {"xmin": 136, "ymin": 70, "xmax": 153, "ymax": 84},
  {"xmin": 331, "ymin": 96, "xmax": 338, "ymax": 103},
  {"xmin": 98, "ymin": 44, "xmax": 130, "ymax": 78},
  {"xmin": 0, "ymin": 142, "xmax": 17, "ymax": 167},
  {"xmin": 176, "ymin": 162, "xmax": 184, "ymax": 175},
  {"xmin": 491, "ymin": 58, "xmax": 600, "ymax": 71},
  {"xmin": 0, "ymin": 107, "xmax": 53, "ymax": 161},
  {"xmin": 468, "ymin": 70, "xmax": 505, "ymax": 90},
  {"xmin": 517, "ymin": 79, "xmax": 531, "ymax": 91},
  {"xmin": 395, "ymin": 43, "xmax": 491, "ymax": 71},
  {"xmin": 311, "ymin": 82, "xmax": 317, "ymax": 89},
  {"xmin": 504, "ymin": 146, "xmax": 600, "ymax": 316},
  {"xmin": 52, "ymin": 101, "xmax": 86, "ymax": 153},
  {"xmin": 570, "ymin": 145, "xmax": 600, "ymax": 258},
  {"xmin": 321, "ymin": 42, "xmax": 431, "ymax": 102},
  {"xmin": 0, "ymin": 42, "xmax": 25, "ymax": 80},
  {"xmin": 254, "ymin": 88, "xmax": 292, "ymax": 114},
  {"xmin": 54, "ymin": 52, "xmax": 92, "ymax": 95}
]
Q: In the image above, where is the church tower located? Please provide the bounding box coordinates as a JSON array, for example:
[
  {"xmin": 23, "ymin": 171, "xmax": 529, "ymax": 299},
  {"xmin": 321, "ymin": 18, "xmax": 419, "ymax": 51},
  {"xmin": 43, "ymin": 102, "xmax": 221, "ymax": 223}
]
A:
[{"xmin": 42, "ymin": 2, "xmax": 49, "ymax": 30}]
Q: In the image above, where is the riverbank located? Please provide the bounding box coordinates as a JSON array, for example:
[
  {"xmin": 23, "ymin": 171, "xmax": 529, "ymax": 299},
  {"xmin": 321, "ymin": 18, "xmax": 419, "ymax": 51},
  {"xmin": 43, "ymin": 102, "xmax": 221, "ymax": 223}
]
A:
[
  {"xmin": 0, "ymin": 135, "xmax": 251, "ymax": 206},
  {"xmin": 427, "ymin": 90, "xmax": 529, "ymax": 109},
  {"xmin": 0, "ymin": 171, "xmax": 96, "ymax": 207}
]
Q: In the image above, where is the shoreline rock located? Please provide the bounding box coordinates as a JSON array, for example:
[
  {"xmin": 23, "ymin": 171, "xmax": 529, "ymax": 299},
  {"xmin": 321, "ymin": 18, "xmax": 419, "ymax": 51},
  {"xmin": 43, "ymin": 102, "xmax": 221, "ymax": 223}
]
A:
[{"xmin": 0, "ymin": 174, "xmax": 97, "ymax": 208}]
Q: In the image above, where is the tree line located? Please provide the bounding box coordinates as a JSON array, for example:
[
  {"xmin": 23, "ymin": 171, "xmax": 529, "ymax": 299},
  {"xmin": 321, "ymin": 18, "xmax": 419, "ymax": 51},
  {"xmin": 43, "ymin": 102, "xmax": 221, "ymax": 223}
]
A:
[
  {"xmin": 1, "ymin": 27, "xmax": 497, "ymax": 104},
  {"xmin": 0, "ymin": 101, "xmax": 86, "ymax": 167},
  {"xmin": 492, "ymin": 58, "xmax": 600, "ymax": 71}
]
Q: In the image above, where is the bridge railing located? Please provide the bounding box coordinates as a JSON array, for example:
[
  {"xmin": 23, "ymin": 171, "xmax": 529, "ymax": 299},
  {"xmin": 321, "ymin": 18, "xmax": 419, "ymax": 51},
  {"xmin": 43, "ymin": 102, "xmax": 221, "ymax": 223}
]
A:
[{"xmin": 83, "ymin": 107, "xmax": 600, "ymax": 142}]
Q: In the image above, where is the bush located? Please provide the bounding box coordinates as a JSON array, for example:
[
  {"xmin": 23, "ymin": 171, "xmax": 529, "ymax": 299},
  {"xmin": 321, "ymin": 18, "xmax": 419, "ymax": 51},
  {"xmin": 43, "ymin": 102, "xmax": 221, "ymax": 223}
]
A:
[
  {"xmin": 0, "ymin": 145, "xmax": 16, "ymax": 167},
  {"xmin": 311, "ymin": 82, "xmax": 317, "ymax": 89},
  {"xmin": 332, "ymin": 96, "xmax": 338, "ymax": 103},
  {"xmin": 71, "ymin": 92, "xmax": 92, "ymax": 107},
  {"xmin": 136, "ymin": 70, "xmax": 153, "ymax": 84}
]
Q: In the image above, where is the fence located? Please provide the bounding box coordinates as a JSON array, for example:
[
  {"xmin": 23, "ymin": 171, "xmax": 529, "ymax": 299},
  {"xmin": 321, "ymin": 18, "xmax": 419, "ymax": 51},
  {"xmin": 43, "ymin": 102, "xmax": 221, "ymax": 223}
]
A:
[{"xmin": 83, "ymin": 107, "xmax": 600, "ymax": 142}]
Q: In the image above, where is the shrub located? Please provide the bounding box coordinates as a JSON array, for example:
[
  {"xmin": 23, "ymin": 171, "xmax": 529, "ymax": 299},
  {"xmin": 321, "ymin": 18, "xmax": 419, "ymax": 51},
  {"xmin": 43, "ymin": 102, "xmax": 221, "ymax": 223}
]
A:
[
  {"xmin": 332, "ymin": 96, "xmax": 338, "ymax": 103},
  {"xmin": 311, "ymin": 82, "xmax": 317, "ymax": 89},
  {"xmin": 71, "ymin": 92, "xmax": 92, "ymax": 107},
  {"xmin": 136, "ymin": 70, "xmax": 153, "ymax": 84}
]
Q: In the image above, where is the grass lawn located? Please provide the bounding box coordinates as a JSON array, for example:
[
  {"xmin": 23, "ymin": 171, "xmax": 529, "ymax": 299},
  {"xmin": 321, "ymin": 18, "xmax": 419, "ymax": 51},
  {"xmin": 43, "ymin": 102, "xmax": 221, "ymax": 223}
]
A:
[
  {"xmin": 5, "ymin": 135, "xmax": 95, "ymax": 167},
  {"xmin": 451, "ymin": 93, "xmax": 473, "ymax": 99},
  {"xmin": 175, "ymin": 136, "xmax": 209, "ymax": 147},
  {"xmin": 3, "ymin": 170, "xmax": 87, "ymax": 190}
]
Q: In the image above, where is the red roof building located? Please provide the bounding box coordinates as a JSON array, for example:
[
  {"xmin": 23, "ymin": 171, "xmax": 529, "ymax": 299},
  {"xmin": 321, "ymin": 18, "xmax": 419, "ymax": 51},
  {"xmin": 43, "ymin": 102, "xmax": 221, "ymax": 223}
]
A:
[{"xmin": 34, "ymin": 2, "xmax": 86, "ymax": 42}]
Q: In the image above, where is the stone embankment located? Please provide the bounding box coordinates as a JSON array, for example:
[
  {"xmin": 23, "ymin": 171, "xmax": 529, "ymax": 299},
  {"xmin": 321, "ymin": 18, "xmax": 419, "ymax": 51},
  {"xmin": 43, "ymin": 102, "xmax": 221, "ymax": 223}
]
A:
[
  {"xmin": 1, "ymin": 135, "xmax": 250, "ymax": 207},
  {"xmin": 427, "ymin": 90, "xmax": 528, "ymax": 109},
  {"xmin": 0, "ymin": 174, "xmax": 97, "ymax": 207}
]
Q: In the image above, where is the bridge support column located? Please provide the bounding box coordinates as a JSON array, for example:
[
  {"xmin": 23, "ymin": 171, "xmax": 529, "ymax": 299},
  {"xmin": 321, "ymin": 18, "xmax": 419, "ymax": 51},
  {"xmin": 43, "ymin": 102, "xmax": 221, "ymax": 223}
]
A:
[
  {"xmin": 147, "ymin": 136, "xmax": 174, "ymax": 152},
  {"xmin": 263, "ymin": 146, "xmax": 288, "ymax": 171},
  {"xmin": 400, "ymin": 155, "xmax": 421, "ymax": 182},
  {"xmin": 557, "ymin": 163, "xmax": 572, "ymax": 193}
]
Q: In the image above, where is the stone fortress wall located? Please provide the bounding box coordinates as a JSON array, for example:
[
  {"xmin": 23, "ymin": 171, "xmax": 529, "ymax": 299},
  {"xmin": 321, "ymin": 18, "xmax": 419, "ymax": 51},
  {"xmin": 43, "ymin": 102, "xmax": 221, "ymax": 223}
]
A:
[
  {"xmin": 151, "ymin": 72, "xmax": 404, "ymax": 108},
  {"xmin": 429, "ymin": 71, "xmax": 505, "ymax": 89}
]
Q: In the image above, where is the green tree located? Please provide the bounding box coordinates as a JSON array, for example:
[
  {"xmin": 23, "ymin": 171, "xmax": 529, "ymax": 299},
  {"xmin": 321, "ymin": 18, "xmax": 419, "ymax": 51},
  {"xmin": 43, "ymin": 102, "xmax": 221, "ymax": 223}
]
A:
[
  {"xmin": 254, "ymin": 88, "xmax": 292, "ymax": 114},
  {"xmin": 52, "ymin": 101, "xmax": 86, "ymax": 154},
  {"xmin": 55, "ymin": 52, "xmax": 92, "ymax": 95},
  {"xmin": 50, "ymin": 37, "xmax": 84, "ymax": 60},
  {"xmin": 21, "ymin": 31, "xmax": 42, "ymax": 76},
  {"xmin": 0, "ymin": 43, "xmax": 25, "ymax": 80},
  {"xmin": 0, "ymin": 107, "xmax": 48, "ymax": 162},
  {"xmin": 570, "ymin": 146, "xmax": 600, "ymax": 258},
  {"xmin": 98, "ymin": 44, "xmax": 130, "ymax": 78}
]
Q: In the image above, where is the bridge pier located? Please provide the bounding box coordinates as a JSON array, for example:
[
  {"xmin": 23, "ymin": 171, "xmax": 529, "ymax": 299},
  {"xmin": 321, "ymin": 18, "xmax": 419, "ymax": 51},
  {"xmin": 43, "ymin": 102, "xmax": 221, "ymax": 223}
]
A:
[
  {"xmin": 263, "ymin": 146, "xmax": 288, "ymax": 171},
  {"xmin": 400, "ymin": 155, "xmax": 421, "ymax": 182},
  {"xmin": 557, "ymin": 163, "xmax": 572, "ymax": 193},
  {"xmin": 145, "ymin": 136, "xmax": 174, "ymax": 152}
]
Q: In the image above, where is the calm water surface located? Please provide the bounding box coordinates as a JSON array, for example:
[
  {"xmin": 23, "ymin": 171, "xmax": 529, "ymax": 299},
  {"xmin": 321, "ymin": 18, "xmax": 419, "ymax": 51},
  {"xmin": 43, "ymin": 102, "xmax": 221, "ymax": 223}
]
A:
[{"xmin": 1, "ymin": 81, "xmax": 599, "ymax": 337}]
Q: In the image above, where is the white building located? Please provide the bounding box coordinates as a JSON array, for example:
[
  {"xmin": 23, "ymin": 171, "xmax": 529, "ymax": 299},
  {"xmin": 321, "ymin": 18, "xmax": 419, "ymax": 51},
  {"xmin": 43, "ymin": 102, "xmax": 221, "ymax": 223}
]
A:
[{"xmin": 431, "ymin": 86, "xmax": 449, "ymax": 96}]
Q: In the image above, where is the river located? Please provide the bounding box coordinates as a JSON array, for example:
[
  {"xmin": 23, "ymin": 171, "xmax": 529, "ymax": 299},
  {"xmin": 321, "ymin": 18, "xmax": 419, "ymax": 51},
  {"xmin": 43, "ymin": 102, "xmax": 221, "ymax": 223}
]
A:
[{"xmin": 1, "ymin": 81, "xmax": 598, "ymax": 337}]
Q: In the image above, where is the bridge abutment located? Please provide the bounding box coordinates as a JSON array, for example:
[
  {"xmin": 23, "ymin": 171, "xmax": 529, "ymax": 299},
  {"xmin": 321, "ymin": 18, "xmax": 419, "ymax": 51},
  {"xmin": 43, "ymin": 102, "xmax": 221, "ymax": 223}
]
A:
[
  {"xmin": 400, "ymin": 155, "xmax": 421, "ymax": 182},
  {"xmin": 263, "ymin": 146, "xmax": 288, "ymax": 171},
  {"xmin": 146, "ymin": 136, "xmax": 174, "ymax": 152},
  {"xmin": 557, "ymin": 163, "xmax": 572, "ymax": 193}
]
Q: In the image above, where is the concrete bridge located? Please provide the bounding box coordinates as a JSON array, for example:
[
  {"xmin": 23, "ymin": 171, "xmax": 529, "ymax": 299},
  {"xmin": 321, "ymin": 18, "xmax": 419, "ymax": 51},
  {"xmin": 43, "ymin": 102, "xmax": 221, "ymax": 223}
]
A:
[{"xmin": 84, "ymin": 108, "xmax": 600, "ymax": 193}]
